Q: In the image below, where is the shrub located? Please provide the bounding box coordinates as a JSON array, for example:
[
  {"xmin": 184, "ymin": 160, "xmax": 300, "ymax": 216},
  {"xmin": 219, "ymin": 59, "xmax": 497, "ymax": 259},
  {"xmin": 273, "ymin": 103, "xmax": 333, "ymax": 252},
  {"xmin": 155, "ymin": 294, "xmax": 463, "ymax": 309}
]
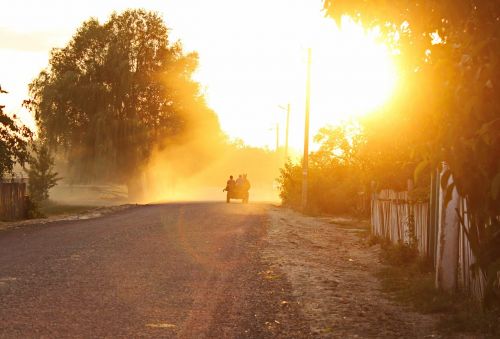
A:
[{"xmin": 27, "ymin": 142, "xmax": 60, "ymax": 203}]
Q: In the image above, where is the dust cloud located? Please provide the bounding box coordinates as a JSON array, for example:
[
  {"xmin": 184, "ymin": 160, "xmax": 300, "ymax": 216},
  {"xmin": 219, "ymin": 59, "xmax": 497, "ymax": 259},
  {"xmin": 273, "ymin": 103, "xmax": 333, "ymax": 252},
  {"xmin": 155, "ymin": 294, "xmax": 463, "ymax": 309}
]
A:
[
  {"xmin": 49, "ymin": 141, "xmax": 283, "ymax": 205},
  {"xmin": 142, "ymin": 138, "xmax": 284, "ymax": 203},
  {"xmin": 47, "ymin": 70, "xmax": 285, "ymax": 205},
  {"xmin": 135, "ymin": 95, "xmax": 285, "ymax": 204}
]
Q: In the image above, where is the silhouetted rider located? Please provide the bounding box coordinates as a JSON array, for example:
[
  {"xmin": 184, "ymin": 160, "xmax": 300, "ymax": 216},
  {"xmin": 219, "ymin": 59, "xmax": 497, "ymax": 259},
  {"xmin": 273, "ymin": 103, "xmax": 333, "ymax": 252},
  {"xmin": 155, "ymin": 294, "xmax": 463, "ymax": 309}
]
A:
[
  {"xmin": 223, "ymin": 175, "xmax": 236, "ymax": 193},
  {"xmin": 242, "ymin": 174, "xmax": 251, "ymax": 192}
]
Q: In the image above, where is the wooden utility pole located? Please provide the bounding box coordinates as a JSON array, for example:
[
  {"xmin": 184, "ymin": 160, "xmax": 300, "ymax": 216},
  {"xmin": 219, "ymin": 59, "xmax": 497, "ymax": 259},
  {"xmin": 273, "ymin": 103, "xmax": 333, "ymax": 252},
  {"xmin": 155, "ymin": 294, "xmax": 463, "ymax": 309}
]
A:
[
  {"xmin": 275, "ymin": 123, "xmax": 279, "ymax": 151},
  {"xmin": 302, "ymin": 48, "xmax": 311, "ymax": 211},
  {"xmin": 284, "ymin": 103, "xmax": 290, "ymax": 161}
]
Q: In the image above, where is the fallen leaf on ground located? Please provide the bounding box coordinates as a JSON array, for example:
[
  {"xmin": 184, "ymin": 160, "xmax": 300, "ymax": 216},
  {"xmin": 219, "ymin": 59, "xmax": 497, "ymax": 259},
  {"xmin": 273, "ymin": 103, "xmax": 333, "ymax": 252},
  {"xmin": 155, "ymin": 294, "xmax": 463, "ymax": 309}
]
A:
[{"xmin": 145, "ymin": 323, "xmax": 176, "ymax": 329}]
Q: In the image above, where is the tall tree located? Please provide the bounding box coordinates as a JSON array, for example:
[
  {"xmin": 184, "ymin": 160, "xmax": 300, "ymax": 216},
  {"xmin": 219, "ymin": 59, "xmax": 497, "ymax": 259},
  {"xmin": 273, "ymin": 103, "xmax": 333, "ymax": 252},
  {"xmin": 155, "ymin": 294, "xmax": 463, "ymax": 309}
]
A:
[{"xmin": 28, "ymin": 10, "xmax": 221, "ymax": 197}]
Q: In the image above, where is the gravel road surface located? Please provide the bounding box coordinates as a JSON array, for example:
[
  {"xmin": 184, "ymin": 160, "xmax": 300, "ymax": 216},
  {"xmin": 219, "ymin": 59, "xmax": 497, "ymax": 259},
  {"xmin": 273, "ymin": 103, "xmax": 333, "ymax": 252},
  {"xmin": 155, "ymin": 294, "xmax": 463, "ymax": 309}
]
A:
[{"xmin": 0, "ymin": 203, "xmax": 310, "ymax": 338}]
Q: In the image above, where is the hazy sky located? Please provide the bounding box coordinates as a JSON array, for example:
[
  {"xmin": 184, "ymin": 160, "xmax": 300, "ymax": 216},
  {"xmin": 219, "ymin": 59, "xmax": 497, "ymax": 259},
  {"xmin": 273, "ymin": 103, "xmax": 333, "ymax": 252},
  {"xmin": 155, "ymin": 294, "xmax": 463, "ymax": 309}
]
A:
[{"xmin": 0, "ymin": 0, "xmax": 396, "ymax": 151}]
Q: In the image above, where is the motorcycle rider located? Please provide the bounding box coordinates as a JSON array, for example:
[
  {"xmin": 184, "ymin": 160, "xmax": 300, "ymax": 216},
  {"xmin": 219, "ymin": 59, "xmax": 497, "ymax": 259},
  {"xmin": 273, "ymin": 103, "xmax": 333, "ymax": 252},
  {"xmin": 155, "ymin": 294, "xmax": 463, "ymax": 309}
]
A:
[
  {"xmin": 223, "ymin": 175, "xmax": 236, "ymax": 193},
  {"xmin": 223, "ymin": 175, "xmax": 236, "ymax": 203},
  {"xmin": 242, "ymin": 174, "xmax": 251, "ymax": 192},
  {"xmin": 235, "ymin": 174, "xmax": 244, "ymax": 188}
]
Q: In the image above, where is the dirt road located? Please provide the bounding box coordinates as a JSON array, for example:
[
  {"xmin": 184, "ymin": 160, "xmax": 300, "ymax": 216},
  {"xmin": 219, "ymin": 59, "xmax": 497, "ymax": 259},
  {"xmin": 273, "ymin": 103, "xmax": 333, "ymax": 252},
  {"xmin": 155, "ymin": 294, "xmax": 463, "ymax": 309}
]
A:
[
  {"xmin": 0, "ymin": 202, "xmax": 444, "ymax": 338},
  {"xmin": 0, "ymin": 203, "xmax": 309, "ymax": 338}
]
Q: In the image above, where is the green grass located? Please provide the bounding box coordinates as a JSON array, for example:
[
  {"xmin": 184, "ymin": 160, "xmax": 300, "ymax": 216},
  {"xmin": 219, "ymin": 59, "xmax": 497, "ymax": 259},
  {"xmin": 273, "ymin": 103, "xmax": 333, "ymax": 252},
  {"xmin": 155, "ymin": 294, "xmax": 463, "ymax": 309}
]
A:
[
  {"xmin": 374, "ymin": 239, "xmax": 500, "ymax": 336},
  {"xmin": 38, "ymin": 201, "xmax": 98, "ymax": 217}
]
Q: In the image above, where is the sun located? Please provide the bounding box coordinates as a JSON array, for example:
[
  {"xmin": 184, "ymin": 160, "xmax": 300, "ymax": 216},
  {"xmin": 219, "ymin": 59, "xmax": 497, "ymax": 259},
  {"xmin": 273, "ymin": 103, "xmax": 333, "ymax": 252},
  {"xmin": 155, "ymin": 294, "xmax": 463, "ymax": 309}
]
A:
[
  {"xmin": 296, "ymin": 16, "xmax": 398, "ymax": 151},
  {"xmin": 311, "ymin": 17, "xmax": 397, "ymax": 120},
  {"xmin": 193, "ymin": 9, "xmax": 398, "ymax": 151}
]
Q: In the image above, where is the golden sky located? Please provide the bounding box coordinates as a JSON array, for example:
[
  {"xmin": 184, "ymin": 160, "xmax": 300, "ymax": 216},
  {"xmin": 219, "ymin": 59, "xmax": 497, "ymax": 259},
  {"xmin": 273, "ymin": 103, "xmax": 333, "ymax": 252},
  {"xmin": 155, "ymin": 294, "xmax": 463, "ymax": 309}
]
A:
[{"xmin": 0, "ymin": 0, "xmax": 397, "ymax": 152}]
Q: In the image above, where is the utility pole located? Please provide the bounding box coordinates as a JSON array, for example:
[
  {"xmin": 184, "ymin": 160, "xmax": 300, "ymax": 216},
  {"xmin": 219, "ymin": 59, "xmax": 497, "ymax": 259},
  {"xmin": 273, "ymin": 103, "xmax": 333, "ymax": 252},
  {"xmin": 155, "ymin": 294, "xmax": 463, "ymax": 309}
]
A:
[
  {"xmin": 278, "ymin": 103, "xmax": 291, "ymax": 162},
  {"xmin": 302, "ymin": 48, "xmax": 311, "ymax": 211},
  {"xmin": 275, "ymin": 122, "xmax": 279, "ymax": 151},
  {"xmin": 285, "ymin": 103, "xmax": 290, "ymax": 161}
]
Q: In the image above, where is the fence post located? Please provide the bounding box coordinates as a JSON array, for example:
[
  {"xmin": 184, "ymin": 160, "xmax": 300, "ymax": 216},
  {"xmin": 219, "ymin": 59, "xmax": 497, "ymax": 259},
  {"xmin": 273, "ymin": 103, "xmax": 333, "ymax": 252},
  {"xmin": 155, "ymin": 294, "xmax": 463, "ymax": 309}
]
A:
[
  {"xmin": 435, "ymin": 163, "xmax": 460, "ymax": 292},
  {"xmin": 428, "ymin": 168, "xmax": 440, "ymax": 264}
]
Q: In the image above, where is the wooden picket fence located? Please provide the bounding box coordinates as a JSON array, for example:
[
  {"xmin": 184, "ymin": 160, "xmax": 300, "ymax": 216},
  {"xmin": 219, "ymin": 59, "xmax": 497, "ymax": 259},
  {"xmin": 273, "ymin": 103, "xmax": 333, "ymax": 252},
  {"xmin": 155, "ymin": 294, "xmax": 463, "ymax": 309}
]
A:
[
  {"xmin": 371, "ymin": 187, "xmax": 485, "ymax": 300},
  {"xmin": 0, "ymin": 182, "xmax": 27, "ymax": 221},
  {"xmin": 371, "ymin": 190, "xmax": 431, "ymax": 256},
  {"xmin": 456, "ymin": 197, "xmax": 486, "ymax": 300}
]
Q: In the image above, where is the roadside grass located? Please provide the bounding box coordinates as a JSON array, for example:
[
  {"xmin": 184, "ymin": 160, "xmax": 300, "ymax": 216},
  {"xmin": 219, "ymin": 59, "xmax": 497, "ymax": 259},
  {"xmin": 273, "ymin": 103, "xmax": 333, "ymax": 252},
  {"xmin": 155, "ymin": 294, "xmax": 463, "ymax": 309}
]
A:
[
  {"xmin": 372, "ymin": 236, "xmax": 500, "ymax": 336},
  {"xmin": 0, "ymin": 201, "xmax": 100, "ymax": 231},
  {"xmin": 328, "ymin": 216, "xmax": 370, "ymax": 237},
  {"xmin": 38, "ymin": 200, "xmax": 97, "ymax": 217}
]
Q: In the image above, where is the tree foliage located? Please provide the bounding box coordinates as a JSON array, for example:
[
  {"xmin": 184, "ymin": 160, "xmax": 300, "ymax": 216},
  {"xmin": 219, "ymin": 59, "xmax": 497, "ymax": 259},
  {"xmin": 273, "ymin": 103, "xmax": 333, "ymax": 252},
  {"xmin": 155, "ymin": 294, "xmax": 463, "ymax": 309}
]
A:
[
  {"xmin": 323, "ymin": 0, "xmax": 500, "ymax": 305},
  {"xmin": 28, "ymin": 10, "xmax": 220, "ymax": 192},
  {"xmin": 323, "ymin": 0, "xmax": 499, "ymax": 211},
  {"xmin": 0, "ymin": 86, "xmax": 33, "ymax": 177},
  {"xmin": 278, "ymin": 124, "xmax": 365, "ymax": 214}
]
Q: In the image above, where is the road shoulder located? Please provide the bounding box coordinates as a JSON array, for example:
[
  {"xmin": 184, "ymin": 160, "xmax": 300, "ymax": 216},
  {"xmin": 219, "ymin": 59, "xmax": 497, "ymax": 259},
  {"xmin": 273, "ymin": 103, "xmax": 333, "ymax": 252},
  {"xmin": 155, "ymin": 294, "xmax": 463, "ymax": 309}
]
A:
[
  {"xmin": 0, "ymin": 204, "xmax": 138, "ymax": 232},
  {"xmin": 263, "ymin": 206, "xmax": 440, "ymax": 338}
]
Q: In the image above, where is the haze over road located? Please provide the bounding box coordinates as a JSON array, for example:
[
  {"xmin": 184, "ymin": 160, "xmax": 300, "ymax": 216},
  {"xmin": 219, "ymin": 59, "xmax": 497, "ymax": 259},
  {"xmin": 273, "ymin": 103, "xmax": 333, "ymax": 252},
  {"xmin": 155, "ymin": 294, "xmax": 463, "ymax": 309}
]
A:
[{"xmin": 0, "ymin": 203, "xmax": 309, "ymax": 338}]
